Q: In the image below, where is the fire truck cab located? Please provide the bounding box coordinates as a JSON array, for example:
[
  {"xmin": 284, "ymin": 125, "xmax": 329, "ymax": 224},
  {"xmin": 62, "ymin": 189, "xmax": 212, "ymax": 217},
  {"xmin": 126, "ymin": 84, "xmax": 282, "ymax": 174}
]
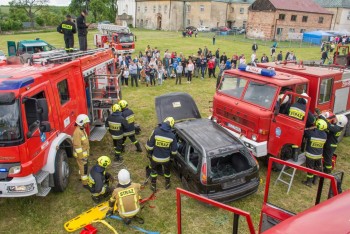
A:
[
  {"xmin": 0, "ymin": 49, "xmax": 119, "ymax": 197},
  {"xmin": 212, "ymin": 65, "xmax": 311, "ymax": 158}
]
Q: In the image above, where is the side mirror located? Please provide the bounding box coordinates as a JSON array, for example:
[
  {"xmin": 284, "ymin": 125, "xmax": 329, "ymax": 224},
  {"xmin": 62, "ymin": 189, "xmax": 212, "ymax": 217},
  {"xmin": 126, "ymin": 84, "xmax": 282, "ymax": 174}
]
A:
[
  {"xmin": 274, "ymin": 100, "xmax": 280, "ymax": 116},
  {"xmin": 26, "ymin": 120, "xmax": 40, "ymax": 138},
  {"xmin": 37, "ymin": 98, "xmax": 49, "ymax": 121},
  {"xmin": 39, "ymin": 121, "xmax": 51, "ymax": 133}
]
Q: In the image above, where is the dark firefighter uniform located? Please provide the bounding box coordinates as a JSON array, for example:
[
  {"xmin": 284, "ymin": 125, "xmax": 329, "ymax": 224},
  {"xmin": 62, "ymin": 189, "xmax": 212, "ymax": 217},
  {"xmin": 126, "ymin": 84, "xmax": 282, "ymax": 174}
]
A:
[
  {"xmin": 146, "ymin": 119, "xmax": 177, "ymax": 191},
  {"xmin": 73, "ymin": 125, "xmax": 89, "ymax": 185},
  {"xmin": 57, "ymin": 15, "xmax": 76, "ymax": 52},
  {"xmin": 303, "ymin": 125, "xmax": 327, "ymax": 187},
  {"xmin": 121, "ymin": 106, "xmax": 142, "ymax": 152},
  {"xmin": 320, "ymin": 116, "xmax": 343, "ymax": 173},
  {"xmin": 87, "ymin": 157, "xmax": 112, "ymax": 203},
  {"xmin": 108, "ymin": 183, "xmax": 141, "ymax": 219},
  {"xmin": 105, "ymin": 110, "xmax": 128, "ymax": 161}
]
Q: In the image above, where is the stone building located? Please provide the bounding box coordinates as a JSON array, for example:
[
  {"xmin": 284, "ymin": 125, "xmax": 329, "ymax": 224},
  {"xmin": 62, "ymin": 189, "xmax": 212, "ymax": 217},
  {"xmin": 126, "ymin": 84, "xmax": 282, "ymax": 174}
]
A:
[
  {"xmin": 314, "ymin": 0, "xmax": 350, "ymax": 32},
  {"xmin": 116, "ymin": 0, "xmax": 136, "ymax": 27},
  {"xmin": 246, "ymin": 0, "xmax": 333, "ymax": 40},
  {"xmin": 135, "ymin": 0, "xmax": 254, "ymax": 30}
]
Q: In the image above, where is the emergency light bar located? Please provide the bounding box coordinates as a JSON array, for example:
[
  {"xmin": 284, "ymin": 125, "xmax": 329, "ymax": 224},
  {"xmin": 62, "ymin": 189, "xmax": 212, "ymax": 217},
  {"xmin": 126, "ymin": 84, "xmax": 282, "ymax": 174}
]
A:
[{"xmin": 238, "ymin": 64, "xmax": 276, "ymax": 77}]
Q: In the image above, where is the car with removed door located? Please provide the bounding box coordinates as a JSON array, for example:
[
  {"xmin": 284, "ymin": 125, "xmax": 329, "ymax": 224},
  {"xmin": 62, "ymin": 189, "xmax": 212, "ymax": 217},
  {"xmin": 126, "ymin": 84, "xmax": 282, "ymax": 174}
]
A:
[{"xmin": 155, "ymin": 92, "xmax": 260, "ymax": 203}]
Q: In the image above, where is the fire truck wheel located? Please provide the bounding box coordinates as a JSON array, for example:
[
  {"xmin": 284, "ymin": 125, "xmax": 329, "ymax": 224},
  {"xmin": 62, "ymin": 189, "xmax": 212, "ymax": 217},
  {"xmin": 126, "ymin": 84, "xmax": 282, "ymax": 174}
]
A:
[{"xmin": 53, "ymin": 149, "xmax": 70, "ymax": 192}]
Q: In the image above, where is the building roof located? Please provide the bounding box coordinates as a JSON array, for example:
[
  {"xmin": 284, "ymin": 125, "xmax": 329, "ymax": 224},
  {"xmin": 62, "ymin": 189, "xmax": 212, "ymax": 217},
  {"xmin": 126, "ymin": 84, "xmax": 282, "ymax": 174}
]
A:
[
  {"xmin": 313, "ymin": 0, "xmax": 350, "ymax": 8},
  {"xmin": 269, "ymin": 0, "xmax": 331, "ymax": 14}
]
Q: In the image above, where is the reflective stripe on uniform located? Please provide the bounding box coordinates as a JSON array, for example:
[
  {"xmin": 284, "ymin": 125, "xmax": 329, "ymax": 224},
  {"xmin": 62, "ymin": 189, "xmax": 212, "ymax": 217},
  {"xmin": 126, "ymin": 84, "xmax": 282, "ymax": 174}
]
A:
[
  {"xmin": 335, "ymin": 131, "xmax": 341, "ymax": 137},
  {"xmin": 75, "ymin": 148, "xmax": 83, "ymax": 153},
  {"xmin": 325, "ymin": 165, "xmax": 332, "ymax": 169},
  {"xmin": 152, "ymin": 155, "xmax": 170, "ymax": 163},
  {"xmin": 81, "ymin": 136, "xmax": 87, "ymax": 141},
  {"xmin": 62, "ymin": 24, "xmax": 73, "ymax": 30},
  {"xmin": 306, "ymin": 174, "xmax": 314, "ymax": 178},
  {"xmin": 81, "ymin": 175, "xmax": 88, "ymax": 180},
  {"xmin": 145, "ymin": 144, "xmax": 153, "ymax": 150},
  {"xmin": 292, "ymin": 145, "xmax": 299, "ymax": 148},
  {"xmin": 124, "ymin": 130, "xmax": 136, "ymax": 136},
  {"xmin": 109, "ymin": 121, "xmax": 121, "ymax": 131},
  {"xmin": 310, "ymin": 137, "xmax": 326, "ymax": 148},
  {"xmin": 112, "ymin": 134, "xmax": 123, "ymax": 140},
  {"xmin": 82, "ymin": 151, "xmax": 88, "ymax": 157},
  {"xmin": 330, "ymin": 144, "xmax": 337, "ymax": 147},
  {"xmin": 92, "ymin": 186, "xmax": 106, "ymax": 196},
  {"xmin": 289, "ymin": 107, "xmax": 305, "ymax": 120},
  {"xmin": 155, "ymin": 135, "xmax": 173, "ymax": 148},
  {"xmin": 305, "ymin": 152, "xmax": 322, "ymax": 159},
  {"xmin": 125, "ymin": 115, "xmax": 135, "ymax": 124}
]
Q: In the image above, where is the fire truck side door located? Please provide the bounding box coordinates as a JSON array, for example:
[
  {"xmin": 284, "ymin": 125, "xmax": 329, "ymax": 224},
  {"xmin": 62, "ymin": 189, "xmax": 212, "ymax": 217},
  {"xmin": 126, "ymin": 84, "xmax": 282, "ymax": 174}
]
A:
[
  {"xmin": 268, "ymin": 92, "xmax": 310, "ymax": 158},
  {"xmin": 7, "ymin": 41, "xmax": 16, "ymax": 56}
]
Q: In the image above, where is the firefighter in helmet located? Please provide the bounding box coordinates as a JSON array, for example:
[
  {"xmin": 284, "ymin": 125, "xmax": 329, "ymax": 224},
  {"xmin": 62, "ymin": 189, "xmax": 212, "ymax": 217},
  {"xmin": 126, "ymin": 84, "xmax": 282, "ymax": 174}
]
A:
[
  {"xmin": 302, "ymin": 119, "xmax": 328, "ymax": 187},
  {"xmin": 87, "ymin": 156, "xmax": 113, "ymax": 203},
  {"xmin": 106, "ymin": 104, "xmax": 128, "ymax": 161},
  {"xmin": 320, "ymin": 113, "xmax": 348, "ymax": 173},
  {"xmin": 107, "ymin": 169, "xmax": 143, "ymax": 225},
  {"xmin": 119, "ymin": 100, "xmax": 142, "ymax": 153},
  {"xmin": 57, "ymin": 14, "xmax": 77, "ymax": 52},
  {"xmin": 288, "ymin": 93, "xmax": 316, "ymax": 161},
  {"xmin": 73, "ymin": 114, "xmax": 90, "ymax": 185},
  {"xmin": 146, "ymin": 117, "xmax": 177, "ymax": 191}
]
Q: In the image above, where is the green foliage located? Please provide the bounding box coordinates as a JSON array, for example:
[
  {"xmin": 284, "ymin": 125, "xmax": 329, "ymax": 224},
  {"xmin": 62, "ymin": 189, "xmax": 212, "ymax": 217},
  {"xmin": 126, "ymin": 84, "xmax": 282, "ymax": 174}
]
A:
[
  {"xmin": 35, "ymin": 15, "xmax": 44, "ymax": 26},
  {"xmin": 68, "ymin": 0, "xmax": 88, "ymax": 17},
  {"xmin": 0, "ymin": 18, "xmax": 22, "ymax": 31}
]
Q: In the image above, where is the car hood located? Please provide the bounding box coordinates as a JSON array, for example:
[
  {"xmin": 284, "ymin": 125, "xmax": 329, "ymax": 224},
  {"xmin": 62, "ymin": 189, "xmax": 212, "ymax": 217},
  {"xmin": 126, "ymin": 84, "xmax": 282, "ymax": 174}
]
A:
[{"xmin": 155, "ymin": 92, "xmax": 201, "ymax": 124}]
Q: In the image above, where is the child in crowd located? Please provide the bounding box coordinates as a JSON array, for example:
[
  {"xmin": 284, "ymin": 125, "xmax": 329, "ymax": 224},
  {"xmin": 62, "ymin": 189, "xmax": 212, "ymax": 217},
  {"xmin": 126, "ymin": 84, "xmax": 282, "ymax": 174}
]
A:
[
  {"xmin": 170, "ymin": 70, "xmax": 176, "ymax": 79},
  {"xmin": 157, "ymin": 65, "xmax": 165, "ymax": 85},
  {"xmin": 145, "ymin": 65, "xmax": 151, "ymax": 87},
  {"xmin": 176, "ymin": 63, "xmax": 183, "ymax": 85},
  {"xmin": 149, "ymin": 64, "xmax": 156, "ymax": 86},
  {"xmin": 122, "ymin": 67, "xmax": 129, "ymax": 87}
]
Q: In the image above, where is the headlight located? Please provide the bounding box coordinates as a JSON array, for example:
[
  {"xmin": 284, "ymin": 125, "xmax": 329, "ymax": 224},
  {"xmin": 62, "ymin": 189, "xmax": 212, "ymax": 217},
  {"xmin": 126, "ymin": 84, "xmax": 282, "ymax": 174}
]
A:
[
  {"xmin": 252, "ymin": 134, "xmax": 257, "ymax": 141},
  {"xmin": 8, "ymin": 165, "xmax": 21, "ymax": 175},
  {"xmin": 7, "ymin": 184, "xmax": 34, "ymax": 193}
]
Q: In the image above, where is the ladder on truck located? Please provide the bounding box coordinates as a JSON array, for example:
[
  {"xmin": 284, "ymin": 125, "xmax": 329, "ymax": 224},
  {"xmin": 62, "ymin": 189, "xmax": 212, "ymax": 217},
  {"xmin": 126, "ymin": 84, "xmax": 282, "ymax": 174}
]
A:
[{"xmin": 98, "ymin": 23, "xmax": 131, "ymax": 35}]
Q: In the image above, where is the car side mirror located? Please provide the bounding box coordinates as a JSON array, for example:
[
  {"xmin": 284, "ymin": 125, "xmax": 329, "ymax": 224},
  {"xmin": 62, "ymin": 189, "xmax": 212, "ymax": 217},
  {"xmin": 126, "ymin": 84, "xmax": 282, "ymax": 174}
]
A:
[
  {"xmin": 37, "ymin": 98, "xmax": 49, "ymax": 121},
  {"xmin": 39, "ymin": 121, "xmax": 51, "ymax": 133}
]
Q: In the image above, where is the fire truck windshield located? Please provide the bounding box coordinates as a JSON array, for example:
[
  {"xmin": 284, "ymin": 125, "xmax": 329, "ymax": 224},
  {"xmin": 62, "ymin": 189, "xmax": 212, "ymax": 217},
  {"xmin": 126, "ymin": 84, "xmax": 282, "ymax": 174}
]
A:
[
  {"xmin": 0, "ymin": 100, "xmax": 21, "ymax": 142},
  {"xmin": 119, "ymin": 35, "xmax": 134, "ymax": 43},
  {"xmin": 219, "ymin": 75, "xmax": 248, "ymax": 98},
  {"xmin": 243, "ymin": 82, "xmax": 277, "ymax": 109}
]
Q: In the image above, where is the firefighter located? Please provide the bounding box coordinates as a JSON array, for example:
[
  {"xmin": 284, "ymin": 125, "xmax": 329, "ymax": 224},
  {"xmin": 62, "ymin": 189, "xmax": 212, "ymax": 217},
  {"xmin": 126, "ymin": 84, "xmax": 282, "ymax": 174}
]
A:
[
  {"xmin": 288, "ymin": 93, "xmax": 316, "ymax": 161},
  {"xmin": 146, "ymin": 117, "xmax": 177, "ymax": 192},
  {"xmin": 119, "ymin": 100, "xmax": 142, "ymax": 153},
  {"xmin": 320, "ymin": 113, "xmax": 348, "ymax": 173},
  {"xmin": 105, "ymin": 104, "xmax": 128, "ymax": 162},
  {"xmin": 302, "ymin": 119, "xmax": 328, "ymax": 187},
  {"xmin": 77, "ymin": 9, "xmax": 89, "ymax": 51},
  {"xmin": 107, "ymin": 169, "xmax": 143, "ymax": 225},
  {"xmin": 87, "ymin": 156, "xmax": 113, "ymax": 203},
  {"xmin": 73, "ymin": 114, "xmax": 90, "ymax": 185},
  {"xmin": 57, "ymin": 14, "xmax": 76, "ymax": 52}
]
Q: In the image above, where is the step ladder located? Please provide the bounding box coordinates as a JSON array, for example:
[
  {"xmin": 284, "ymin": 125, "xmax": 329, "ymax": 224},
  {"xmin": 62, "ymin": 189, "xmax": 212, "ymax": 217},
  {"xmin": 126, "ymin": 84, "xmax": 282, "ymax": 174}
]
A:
[{"xmin": 274, "ymin": 153, "xmax": 306, "ymax": 194}]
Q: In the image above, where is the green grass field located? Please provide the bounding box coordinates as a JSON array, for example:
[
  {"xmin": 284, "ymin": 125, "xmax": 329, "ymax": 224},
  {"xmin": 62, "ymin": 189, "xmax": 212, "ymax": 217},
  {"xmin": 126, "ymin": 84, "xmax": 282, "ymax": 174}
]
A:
[{"xmin": 0, "ymin": 29, "xmax": 348, "ymax": 234}]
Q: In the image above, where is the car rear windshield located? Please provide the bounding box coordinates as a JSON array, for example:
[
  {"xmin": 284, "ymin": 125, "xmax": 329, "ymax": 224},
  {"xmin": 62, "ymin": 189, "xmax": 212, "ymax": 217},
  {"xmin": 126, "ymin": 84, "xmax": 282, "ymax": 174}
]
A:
[
  {"xmin": 219, "ymin": 75, "xmax": 247, "ymax": 98},
  {"xmin": 243, "ymin": 81, "xmax": 277, "ymax": 109},
  {"xmin": 209, "ymin": 149, "xmax": 251, "ymax": 180}
]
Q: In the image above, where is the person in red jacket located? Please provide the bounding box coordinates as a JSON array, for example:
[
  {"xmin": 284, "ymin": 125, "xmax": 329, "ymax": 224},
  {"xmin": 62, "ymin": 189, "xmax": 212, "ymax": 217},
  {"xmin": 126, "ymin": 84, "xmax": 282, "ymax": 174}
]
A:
[{"xmin": 207, "ymin": 57, "xmax": 215, "ymax": 78}]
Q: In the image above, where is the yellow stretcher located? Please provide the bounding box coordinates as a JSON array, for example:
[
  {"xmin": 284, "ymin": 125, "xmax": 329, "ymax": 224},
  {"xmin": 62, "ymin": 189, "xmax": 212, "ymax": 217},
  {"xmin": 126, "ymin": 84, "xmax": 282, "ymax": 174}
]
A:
[{"xmin": 64, "ymin": 201, "xmax": 110, "ymax": 232}]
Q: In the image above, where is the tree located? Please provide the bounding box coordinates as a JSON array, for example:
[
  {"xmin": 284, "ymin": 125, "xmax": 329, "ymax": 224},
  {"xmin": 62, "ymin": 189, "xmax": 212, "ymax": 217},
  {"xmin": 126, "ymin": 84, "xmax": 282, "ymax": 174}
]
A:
[
  {"xmin": 68, "ymin": 0, "xmax": 89, "ymax": 17},
  {"xmin": 10, "ymin": 0, "xmax": 49, "ymax": 28},
  {"xmin": 89, "ymin": 0, "xmax": 108, "ymax": 22}
]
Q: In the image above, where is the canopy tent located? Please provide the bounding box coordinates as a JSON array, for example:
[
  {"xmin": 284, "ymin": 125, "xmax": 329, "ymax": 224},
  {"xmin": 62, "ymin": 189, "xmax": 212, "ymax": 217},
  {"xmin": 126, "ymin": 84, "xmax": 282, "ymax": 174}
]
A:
[{"xmin": 302, "ymin": 31, "xmax": 334, "ymax": 45}]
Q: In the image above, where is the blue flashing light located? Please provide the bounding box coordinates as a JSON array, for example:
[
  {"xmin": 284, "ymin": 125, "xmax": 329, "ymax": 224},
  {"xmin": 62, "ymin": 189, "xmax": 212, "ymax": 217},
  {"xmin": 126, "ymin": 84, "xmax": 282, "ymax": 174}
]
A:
[
  {"xmin": 0, "ymin": 168, "xmax": 8, "ymax": 172},
  {"xmin": 0, "ymin": 77, "xmax": 34, "ymax": 90},
  {"xmin": 238, "ymin": 64, "xmax": 276, "ymax": 77}
]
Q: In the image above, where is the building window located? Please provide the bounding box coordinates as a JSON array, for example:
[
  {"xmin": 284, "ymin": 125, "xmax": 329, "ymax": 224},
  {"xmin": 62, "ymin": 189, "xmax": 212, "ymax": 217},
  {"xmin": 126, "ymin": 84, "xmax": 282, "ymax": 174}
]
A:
[
  {"xmin": 187, "ymin": 5, "xmax": 191, "ymax": 12},
  {"xmin": 279, "ymin": 14, "xmax": 285, "ymax": 20},
  {"xmin": 318, "ymin": 17, "xmax": 324, "ymax": 23},
  {"xmin": 187, "ymin": 19, "xmax": 191, "ymax": 26},
  {"xmin": 145, "ymin": 20, "xmax": 149, "ymax": 25},
  {"xmin": 164, "ymin": 5, "xmax": 168, "ymax": 13},
  {"xmin": 144, "ymin": 6, "xmax": 147, "ymax": 13},
  {"xmin": 57, "ymin": 79, "xmax": 70, "ymax": 105},
  {"xmin": 158, "ymin": 5, "xmax": 161, "ymax": 12},
  {"xmin": 153, "ymin": 6, "xmax": 156, "ymax": 13},
  {"xmin": 137, "ymin": 6, "xmax": 140, "ymax": 12},
  {"xmin": 230, "ymin": 7, "xmax": 234, "ymax": 13},
  {"xmin": 277, "ymin": 28, "xmax": 283, "ymax": 35},
  {"xmin": 200, "ymin": 5, "xmax": 204, "ymax": 12},
  {"xmin": 300, "ymin": 29, "xmax": 305, "ymax": 33},
  {"xmin": 200, "ymin": 20, "xmax": 203, "ymax": 26},
  {"xmin": 289, "ymin": 28, "xmax": 295, "ymax": 33},
  {"xmin": 240, "ymin": 8, "xmax": 244, "ymax": 14},
  {"xmin": 291, "ymin": 15, "xmax": 297, "ymax": 21},
  {"xmin": 302, "ymin": 16, "xmax": 308, "ymax": 22}
]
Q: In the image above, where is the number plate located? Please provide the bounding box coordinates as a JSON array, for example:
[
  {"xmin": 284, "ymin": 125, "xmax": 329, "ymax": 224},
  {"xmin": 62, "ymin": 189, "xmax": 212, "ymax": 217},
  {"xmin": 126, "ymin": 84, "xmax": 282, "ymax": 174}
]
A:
[
  {"xmin": 227, "ymin": 123, "xmax": 241, "ymax": 133},
  {"xmin": 222, "ymin": 178, "xmax": 246, "ymax": 189}
]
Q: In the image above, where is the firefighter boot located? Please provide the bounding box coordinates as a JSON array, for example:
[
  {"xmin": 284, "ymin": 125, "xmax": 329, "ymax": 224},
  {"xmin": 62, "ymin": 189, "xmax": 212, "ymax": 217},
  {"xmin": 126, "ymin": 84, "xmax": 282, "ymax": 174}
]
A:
[
  {"xmin": 150, "ymin": 178, "xmax": 157, "ymax": 192},
  {"xmin": 165, "ymin": 178, "xmax": 171, "ymax": 190},
  {"xmin": 135, "ymin": 141, "xmax": 143, "ymax": 152},
  {"xmin": 313, "ymin": 176, "xmax": 319, "ymax": 185},
  {"xmin": 114, "ymin": 152, "xmax": 123, "ymax": 162},
  {"xmin": 302, "ymin": 177, "xmax": 313, "ymax": 187},
  {"xmin": 292, "ymin": 146, "xmax": 299, "ymax": 162}
]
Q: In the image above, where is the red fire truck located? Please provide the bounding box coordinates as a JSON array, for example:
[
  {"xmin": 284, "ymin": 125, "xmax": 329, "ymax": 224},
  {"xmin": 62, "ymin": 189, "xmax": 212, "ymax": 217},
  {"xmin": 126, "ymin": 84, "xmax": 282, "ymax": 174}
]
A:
[
  {"xmin": 212, "ymin": 64, "xmax": 350, "ymax": 160},
  {"xmin": 94, "ymin": 24, "xmax": 135, "ymax": 55},
  {"xmin": 0, "ymin": 48, "xmax": 120, "ymax": 197},
  {"xmin": 333, "ymin": 45, "xmax": 350, "ymax": 68}
]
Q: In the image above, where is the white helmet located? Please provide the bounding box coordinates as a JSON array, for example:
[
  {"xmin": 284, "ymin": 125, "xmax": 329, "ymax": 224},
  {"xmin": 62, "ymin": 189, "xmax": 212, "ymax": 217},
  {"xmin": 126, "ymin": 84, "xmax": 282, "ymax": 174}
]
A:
[
  {"xmin": 118, "ymin": 169, "xmax": 131, "ymax": 185},
  {"xmin": 336, "ymin": 114, "xmax": 348, "ymax": 128},
  {"xmin": 301, "ymin": 92, "xmax": 309, "ymax": 103},
  {"xmin": 278, "ymin": 94, "xmax": 289, "ymax": 105},
  {"xmin": 76, "ymin": 114, "xmax": 90, "ymax": 126}
]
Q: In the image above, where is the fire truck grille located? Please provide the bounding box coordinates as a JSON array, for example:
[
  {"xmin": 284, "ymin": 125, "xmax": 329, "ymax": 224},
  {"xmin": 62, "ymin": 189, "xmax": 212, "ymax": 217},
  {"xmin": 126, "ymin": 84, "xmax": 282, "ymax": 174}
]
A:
[
  {"xmin": 122, "ymin": 45, "xmax": 132, "ymax": 49},
  {"xmin": 216, "ymin": 108, "xmax": 255, "ymax": 132}
]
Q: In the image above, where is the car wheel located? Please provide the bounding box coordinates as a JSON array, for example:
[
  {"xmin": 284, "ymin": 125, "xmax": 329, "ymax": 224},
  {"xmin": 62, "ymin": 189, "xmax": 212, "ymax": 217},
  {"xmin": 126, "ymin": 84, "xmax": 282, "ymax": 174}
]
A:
[
  {"xmin": 181, "ymin": 176, "xmax": 190, "ymax": 191},
  {"xmin": 53, "ymin": 149, "xmax": 70, "ymax": 192}
]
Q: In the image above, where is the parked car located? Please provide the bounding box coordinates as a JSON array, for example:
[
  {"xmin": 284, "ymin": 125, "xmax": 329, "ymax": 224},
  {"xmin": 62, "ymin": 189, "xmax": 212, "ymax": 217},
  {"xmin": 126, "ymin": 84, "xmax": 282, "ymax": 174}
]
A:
[
  {"xmin": 197, "ymin": 26, "xmax": 210, "ymax": 32},
  {"xmin": 186, "ymin": 26, "xmax": 197, "ymax": 31},
  {"xmin": 238, "ymin": 28, "xmax": 246, "ymax": 34},
  {"xmin": 155, "ymin": 92, "xmax": 260, "ymax": 203},
  {"xmin": 0, "ymin": 51, "xmax": 7, "ymax": 61},
  {"xmin": 219, "ymin": 26, "xmax": 231, "ymax": 32},
  {"xmin": 211, "ymin": 27, "xmax": 220, "ymax": 32}
]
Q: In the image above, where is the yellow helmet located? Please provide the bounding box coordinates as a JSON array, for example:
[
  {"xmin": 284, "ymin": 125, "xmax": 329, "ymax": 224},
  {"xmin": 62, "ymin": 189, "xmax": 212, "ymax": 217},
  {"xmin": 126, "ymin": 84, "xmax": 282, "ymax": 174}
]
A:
[
  {"xmin": 97, "ymin": 156, "xmax": 111, "ymax": 168},
  {"xmin": 315, "ymin": 119, "xmax": 327, "ymax": 131},
  {"xmin": 164, "ymin": 117, "xmax": 175, "ymax": 128},
  {"xmin": 118, "ymin": 100, "xmax": 128, "ymax": 109},
  {"xmin": 112, "ymin": 104, "xmax": 121, "ymax": 112}
]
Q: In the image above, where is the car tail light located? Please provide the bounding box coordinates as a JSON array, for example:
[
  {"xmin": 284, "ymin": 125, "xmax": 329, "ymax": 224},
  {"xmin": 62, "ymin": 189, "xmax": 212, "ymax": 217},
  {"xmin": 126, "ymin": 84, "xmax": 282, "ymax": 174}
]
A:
[
  {"xmin": 200, "ymin": 162, "xmax": 207, "ymax": 185},
  {"xmin": 258, "ymin": 129, "xmax": 269, "ymax": 135},
  {"xmin": 251, "ymin": 152, "xmax": 260, "ymax": 170}
]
